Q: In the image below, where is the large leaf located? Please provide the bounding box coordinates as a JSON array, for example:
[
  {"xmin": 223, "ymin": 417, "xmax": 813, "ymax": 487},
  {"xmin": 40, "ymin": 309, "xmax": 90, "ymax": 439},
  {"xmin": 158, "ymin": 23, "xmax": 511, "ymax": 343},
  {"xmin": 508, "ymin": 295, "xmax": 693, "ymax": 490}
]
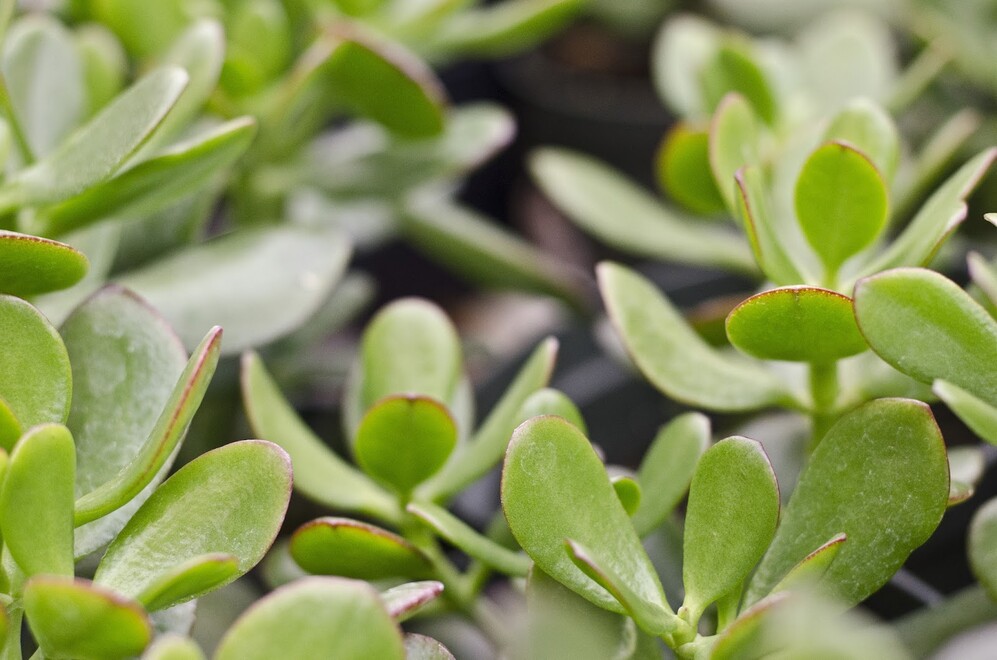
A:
[
  {"xmin": 117, "ymin": 226, "xmax": 350, "ymax": 354},
  {"xmin": 746, "ymin": 399, "xmax": 948, "ymax": 605},
  {"xmin": 214, "ymin": 577, "xmax": 405, "ymax": 660},
  {"xmin": 94, "ymin": 441, "xmax": 291, "ymax": 603},
  {"xmin": 854, "ymin": 268, "xmax": 997, "ymax": 408},
  {"xmin": 290, "ymin": 517, "xmax": 431, "ymax": 579},
  {"xmin": 0, "ymin": 230, "xmax": 88, "ymax": 297},
  {"xmin": 502, "ymin": 416, "xmax": 669, "ymax": 619},
  {"xmin": 598, "ymin": 262, "xmax": 796, "ymax": 411}
]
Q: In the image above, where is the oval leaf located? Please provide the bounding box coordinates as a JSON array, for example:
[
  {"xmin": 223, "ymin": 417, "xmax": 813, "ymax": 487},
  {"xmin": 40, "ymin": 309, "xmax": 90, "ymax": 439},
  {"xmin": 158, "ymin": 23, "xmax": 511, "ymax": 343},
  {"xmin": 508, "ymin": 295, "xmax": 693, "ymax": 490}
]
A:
[
  {"xmin": 142, "ymin": 634, "xmax": 205, "ymax": 660},
  {"xmin": 823, "ymin": 99, "xmax": 899, "ymax": 181},
  {"xmin": 137, "ymin": 553, "xmax": 240, "ymax": 612},
  {"xmin": 290, "ymin": 517, "xmax": 431, "ymax": 580},
  {"xmin": 657, "ymin": 122, "xmax": 726, "ymax": 215},
  {"xmin": 380, "ymin": 581, "xmax": 444, "ymax": 621},
  {"xmin": 404, "ymin": 634, "xmax": 455, "ymax": 660},
  {"xmin": 0, "ymin": 230, "xmax": 88, "ymax": 296}
]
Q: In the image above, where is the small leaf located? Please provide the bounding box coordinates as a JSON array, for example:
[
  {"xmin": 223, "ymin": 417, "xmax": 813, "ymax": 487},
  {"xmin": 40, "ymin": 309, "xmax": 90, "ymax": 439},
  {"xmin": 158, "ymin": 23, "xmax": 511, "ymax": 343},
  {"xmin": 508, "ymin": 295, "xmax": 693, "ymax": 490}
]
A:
[
  {"xmin": 430, "ymin": 0, "xmax": 583, "ymax": 58},
  {"xmin": 0, "ymin": 230, "xmax": 88, "ymax": 296},
  {"xmin": 946, "ymin": 445, "xmax": 986, "ymax": 507},
  {"xmin": 94, "ymin": 441, "xmax": 291, "ymax": 601},
  {"xmin": 734, "ymin": 166, "xmax": 808, "ymax": 285},
  {"xmin": 611, "ymin": 476, "xmax": 641, "ymax": 517},
  {"xmin": 290, "ymin": 517, "xmax": 431, "ymax": 580},
  {"xmin": 137, "ymin": 553, "xmax": 239, "ymax": 612},
  {"xmin": 682, "ymin": 437, "xmax": 779, "ymax": 621},
  {"xmin": 770, "ymin": 534, "xmax": 847, "ymax": 596},
  {"xmin": 24, "ymin": 577, "xmax": 151, "ymax": 660},
  {"xmin": 726, "ymin": 286, "xmax": 867, "ymax": 362},
  {"xmin": 794, "ymin": 141, "xmax": 888, "ymax": 277},
  {"xmin": 141, "ymin": 634, "xmax": 205, "ymax": 660},
  {"xmin": 710, "ymin": 593, "xmax": 789, "ymax": 660},
  {"xmin": 598, "ymin": 262, "xmax": 795, "ymax": 411},
  {"xmin": 854, "ymin": 268, "xmax": 997, "ymax": 408},
  {"xmin": 700, "ymin": 43, "xmax": 776, "ymax": 125},
  {"xmin": 969, "ymin": 498, "xmax": 997, "ymax": 600},
  {"xmin": 0, "ymin": 423, "xmax": 75, "ymax": 577},
  {"xmin": 823, "ymin": 99, "xmax": 900, "ymax": 181},
  {"xmin": 968, "ymin": 252, "xmax": 997, "ymax": 308},
  {"xmin": 355, "ymin": 396, "xmax": 458, "ymax": 494},
  {"xmin": 214, "ymin": 577, "xmax": 405, "ymax": 660},
  {"xmin": 0, "ymin": 294, "xmax": 71, "ymax": 427},
  {"xmin": 380, "ymin": 581, "xmax": 444, "ymax": 621},
  {"xmin": 517, "ymin": 387, "xmax": 586, "ymax": 433},
  {"xmin": 935, "ymin": 380, "xmax": 997, "ymax": 446},
  {"xmin": 404, "ymin": 634, "xmax": 455, "ymax": 660},
  {"xmin": 502, "ymin": 416, "xmax": 667, "ymax": 615},
  {"xmin": 75, "ymin": 24, "xmax": 127, "ymax": 117},
  {"xmin": 241, "ymin": 352, "xmax": 399, "ymax": 522},
  {"xmin": 710, "ymin": 93, "xmax": 761, "ymax": 212},
  {"xmin": 656, "ymin": 122, "xmax": 726, "ymax": 214},
  {"xmin": 631, "ymin": 413, "xmax": 710, "ymax": 536},
  {"xmin": 0, "ymin": 399, "xmax": 19, "ymax": 451},
  {"xmin": 407, "ymin": 501, "xmax": 531, "ymax": 576},
  {"xmin": 746, "ymin": 399, "xmax": 949, "ymax": 606}
]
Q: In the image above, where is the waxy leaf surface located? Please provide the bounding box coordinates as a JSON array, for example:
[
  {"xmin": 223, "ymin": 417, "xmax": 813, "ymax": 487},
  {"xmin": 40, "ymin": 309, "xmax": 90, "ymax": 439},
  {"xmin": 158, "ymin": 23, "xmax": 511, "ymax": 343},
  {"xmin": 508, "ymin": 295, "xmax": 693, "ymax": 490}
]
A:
[
  {"xmin": 770, "ymin": 534, "xmax": 846, "ymax": 596},
  {"xmin": 657, "ymin": 123, "xmax": 725, "ymax": 214},
  {"xmin": 0, "ymin": 230, "xmax": 88, "ymax": 297},
  {"xmin": 517, "ymin": 387, "xmax": 587, "ymax": 433},
  {"xmin": 290, "ymin": 517, "xmax": 430, "ymax": 580}
]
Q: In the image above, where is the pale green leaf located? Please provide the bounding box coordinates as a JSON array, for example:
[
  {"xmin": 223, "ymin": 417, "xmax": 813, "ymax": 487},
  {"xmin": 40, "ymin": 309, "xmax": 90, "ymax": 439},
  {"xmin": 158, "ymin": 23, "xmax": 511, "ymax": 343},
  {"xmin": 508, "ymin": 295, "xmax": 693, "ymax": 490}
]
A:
[{"xmin": 0, "ymin": 230, "xmax": 88, "ymax": 297}]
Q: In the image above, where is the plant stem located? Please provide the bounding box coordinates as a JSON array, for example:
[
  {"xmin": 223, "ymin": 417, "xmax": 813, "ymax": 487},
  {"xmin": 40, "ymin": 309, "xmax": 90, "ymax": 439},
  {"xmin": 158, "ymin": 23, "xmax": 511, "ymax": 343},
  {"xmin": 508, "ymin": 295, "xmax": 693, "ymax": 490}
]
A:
[
  {"xmin": 893, "ymin": 585, "xmax": 997, "ymax": 655},
  {"xmin": 0, "ymin": 606, "xmax": 20, "ymax": 660},
  {"xmin": 0, "ymin": 74, "xmax": 34, "ymax": 166},
  {"xmin": 809, "ymin": 361, "xmax": 838, "ymax": 450}
]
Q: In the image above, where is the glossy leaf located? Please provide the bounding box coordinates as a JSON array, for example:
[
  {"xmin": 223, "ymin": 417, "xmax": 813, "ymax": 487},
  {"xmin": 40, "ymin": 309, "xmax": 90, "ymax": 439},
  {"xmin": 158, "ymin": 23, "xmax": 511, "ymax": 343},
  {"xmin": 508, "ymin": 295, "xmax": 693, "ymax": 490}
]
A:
[
  {"xmin": 0, "ymin": 67, "xmax": 188, "ymax": 209},
  {"xmin": 682, "ymin": 437, "xmax": 779, "ymax": 620},
  {"xmin": 24, "ymin": 577, "xmax": 151, "ymax": 660},
  {"xmin": 770, "ymin": 534, "xmax": 846, "ymax": 596},
  {"xmin": 794, "ymin": 141, "xmax": 888, "ymax": 276},
  {"xmin": 355, "ymin": 396, "xmax": 458, "ymax": 494},
  {"xmin": 502, "ymin": 416, "xmax": 668, "ymax": 615},
  {"xmin": 214, "ymin": 577, "xmax": 405, "ymax": 660},
  {"xmin": 138, "ymin": 553, "xmax": 240, "ymax": 612},
  {"xmin": 854, "ymin": 268, "xmax": 997, "ymax": 407},
  {"xmin": 142, "ymin": 634, "xmax": 205, "ymax": 660},
  {"xmin": 969, "ymin": 498, "xmax": 997, "ymax": 600},
  {"xmin": 241, "ymin": 352, "xmax": 399, "ymax": 522},
  {"xmin": 735, "ymin": 166, "xmax": 808, "ymax": 285},
  {"xmin": 431, "ymin": 0, "xmax": 583, "ymax": 58},
  {"xmin": 598, "ymin": 262, "xmax": 795, "ymax": 411},
  {"xmin": 631, "ymin": 413, "xmax": 710, "ymax": 535},
  {"xmin": 657, "ymin": 123, "xmax": 725, "ymax": 214},
  {"xmin": 407, "ymin": 501, "xmax": 531, "ymax": 576},
  {"xmin": 94, "ymin": 441, "xmax": 291, "ymax": 600},
  {"xmin": 404, "ymin": 634, "xmax": 455, "ymax": 660},
  {"xmin": 530, "ymin": 148, "xmax": 755, "ymax": 273},
  {"xmin": 380, "ymin": 581, "xmax": 444, "ymax": 621},
  {"xmin": 0, "ymin": 294, "xmax": 71, "ymax": 427},
  {"xmin": 935, "ymin": 380, "xmax": 997, "ymax": 446},
  {"xmin": 710, "ymin": 93, "xmax": 760, "ymax": 212},
  {"xmin": 291, "ymin": 517, "xmax": 431, "ymax": 579},
  {"xmin": 0, "ymin": 230, "xmax": 88, "ymax": 296},
  {"xmin": 700, "ymin": 43, "xmax": 776, "ymax": 125},
  {"xmin": 117, "ymin": 226, "xmax": 350, "ymax": 354},
  {"xmin": 726, "ymin": 286, "xmax": 867, "ymax": 362},
  {"xmin": 746, "ymin": 399, "xmax": 948, "ymax": 606},
  {"xmin": 0, "ymin": 423, "xmax": 75, "ymax": 577},
  {"xmin": 824, "ymin": 99, "xmax": 899, "ymax": 180}
]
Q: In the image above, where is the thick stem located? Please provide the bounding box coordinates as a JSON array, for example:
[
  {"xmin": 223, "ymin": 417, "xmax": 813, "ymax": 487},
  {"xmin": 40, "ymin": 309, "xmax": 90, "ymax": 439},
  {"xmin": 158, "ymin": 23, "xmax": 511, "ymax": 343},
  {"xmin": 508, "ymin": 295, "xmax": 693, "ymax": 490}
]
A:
[
  {"xmin": 894, "ymin": 585, "xmax": 997, "ymax": 656},
  {"xmin": 808, "ymin": 361, "xmax": 839, "ymax": 450}
]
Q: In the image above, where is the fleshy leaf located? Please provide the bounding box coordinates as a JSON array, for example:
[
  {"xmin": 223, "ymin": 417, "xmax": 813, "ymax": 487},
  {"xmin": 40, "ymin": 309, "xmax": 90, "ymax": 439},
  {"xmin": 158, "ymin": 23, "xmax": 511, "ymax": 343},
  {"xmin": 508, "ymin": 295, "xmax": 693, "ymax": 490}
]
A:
[
  {"xmin": 631, "ymin": 413, "xmax": 710, "ymax": 535},
  {"xmin": 24, "ymin": 577, "xmax": 151, "ymax": 660},
  {"xmin": 598, "ymin": 262, "xmax": 795, "ymax": 411},
  {"xmin": 291, "ymin": 517, "xmax": 431, "ymax": 580},
  {"xmin": 142, "ymin": 634, "xmax": 205, "ymax": 660},
  {"xmin": 855, "ymin": 268, "xmax": 997, "ymax": 407},
  {"xmin": 969, "ymin": 498, "xmax": 997, "ymax": 600},
  {"xmin": 611, "ymin": 476, "xmax": 641, "ymax": 517},
  {"xmin": 241, "ymin": 352, "xmax": 399, "ymax": 522},
  {"xmin": 726, "ymin": 286, "xmax": 867, "ymax": 362},
  {"xmin": 407, "ymin": 501, "xmax": 531, "ymax": 576},
  {"xmin": 94, "ymin": 441, "xmax": 291, "ymax": 600},
  {"xmin": 517, "ymin": 387, "xmax": 586, "ymax": 432},
  {"xmin": 0, "ymin": 230, "xmax": 88, "ymax": 296},
  {"xmin": 380, "ymin": 581, "xmax": 444, "ymax": 621},
  {"xmin": 710, "ymin": 93, "xmax": 760, "ymax": 212},
  {"xmin": 947, "ymin": 445, "xmax": 985, "ymax": 506},
  {"xmin": 657, "ymin": 122, "xmax": 726, "ymax": 214},
  {"xmin": 404, "ymin": 634, "xmax": 455, "ymax": 660},
  {"xmin": 735, "ymin": 166, "xmax": 808, "ymax": 285},
  {"xmin": 699, "ymin": 43, "xmax": 776, "ymax": 125},
  {"xmin": 710, "ymin": 593, "xmax": 789, "ymax": 660},
  {"xmin": 935, "ymin": 380, "xmax": 997, "ymax": 446},
  {"xmin": 502, "ymin": 416, "xmax": 668, "ymax": 615},
  {"xmin": 0, "ymin": 294, "xmax": 71, "ymax": 427},
  {"xmin": 355, "ymin": 396, "xmax": 457, "ymax": 494},
  {"xmin": 0, "ymin": 423, "xmax": 75, "ymax": 577},
  {"xmin": 794, "ymin": 141, "xmax": 888, "ymax": 277},
  {"xmin": 214, "ymin": 577, "xmax": 405, "ymax": 660},
  {"xmin": 0, "ymin": 398, "xmax": 19, "ymax": 451},
  {"xmin": 969, "ymin": 252, "xmax": 997, "ymax": 309},
  {"xmin": 770, "ymin": 534, "xmax": 847, "ymax": 596},
  {"xmin": 746, "ymin": 399, "xmax": 949, "ymax": 606},
  {"xmin": 682, "ymin": 437, "xmax": 779, "ymax": 620},
  {"xmin": 430, "ymin": 0, "xmax": 583, "ymax": 58},
  {"xmin": 823, "ymin": 99, "xmax": 899, "ymax": 181},
  {"xmin": 137, "ymin": 553, "xmax": 240, "ymax": 612}
]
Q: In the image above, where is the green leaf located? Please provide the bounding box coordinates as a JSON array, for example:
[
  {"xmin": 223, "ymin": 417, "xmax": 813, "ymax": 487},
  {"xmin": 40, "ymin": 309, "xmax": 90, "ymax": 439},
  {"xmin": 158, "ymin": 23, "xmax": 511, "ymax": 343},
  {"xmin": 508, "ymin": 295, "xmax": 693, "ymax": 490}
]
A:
[
  {"xmin": 611, "ymin": 475, "xmax": 641, "ymax": 516},
  {"xmin": 969, "ymin": 252, "xmax": 997, "ymax": 309},
  {"xmin": 854, "ymin": 268, "xmax": 997, "ymax": 407},
  {"xmin": 726, "ymin": 286, "xmax": 867, "ymax": 362},
  {"xmin": 36, "ymin": 118, "xmax": 257, "ymax": 237},
  {"xmin": 91, "ymin": 0, "xmax": 191, "ymax": 57},
  {"xmin": 241, "ymin": 352, "xmax": 399, "ymax": 523},
  {"xmin": 794, "ymin": 141, "xmax": 888, "ymax": 277},
  {"xmin": 947, "ymin": 445, "xmax": 985, "ymax": 507},
  {"xmin": 380, "ymin": 581, "xmax": 444, "ymax": 621},
  {"xmin": 935, "ymin": 380, "xmax": 997, "ymax": 446},
  {"xmin": 214, "ymin": 577, "xmax": 405, "ymax": 660},
  {"xmin": 74, "ymin": 325, "xmax": 221, "ymax": 527},
  {"xmin": 75, "ymin": 24, "xmax": 127, "ymax": 117},
  {"xmin": 0, "ymin": 423, "xmax": 75, "ymax": 577},
  {"xmin": 407, "ymin": 501, "xmax": 531, "ymax": 576},
  {"xmin": 431, "ymin": 0, "xmax": 583, "ymax": 58},
  {"xmin": 710, "ymin": 93, "xmax": 760, "ymax": 212},
  {"xmin": 746, "ymin": 399, "xmax": 949, "ymax": 606},
  {"xmin": 419, "ymin": 337, "xmax": 556, "ymax": 500},
  {"xmin": 502, "ymin": 416, "xmax": 668, "ymax": 616},
  {"xmin": 94, "ymin": 440, "xmax": 291, "ymax": 601},
  {"xmin": 0, "ymin": 230, "xmax": 88, "ymax": 296},
  {"xmin": 0, "ymin": 67, "xmax": 188, "ymax": 209},
  {"xmin": 823, "ymin": 99, "xmax": 900, "ymax": 181},
  {"xmin": 631, "ymin": 413, "xmax": 710, "ymax": 536},
  {"xmin": 656, "ymin": 122, "xmax": 726, "ymax": 214},
  {"xmin": 652, "ymin": 15, "xmax": 721, "ymax": 118},
  {"xmin": 24, "ymin": 577, "xmax": 151, "ymax": 660},
  {"xmin": 770, "ymin": 534, "xmax": 847, "ymax": 596},
  {"xmin": 117, "ymin": 226, "xmax": 350, "ymax": 354},
  {"xmin": 0, "ymin": 294, "xmax": 71, "ymax": 428},
  {"xmin": 969, "ymin": 498, "xmax": 997, "ymax": 600},
  {"xmin": 734, "ymin": 166, "xmax": 809, "ymax": 285},
  {"xmin": 137, "ymin": 553, "xmax": 240, "ymax": 611},
  {"xmin": 598, "ymin": 262, "xmax": 795, "ymax": 411},
  {"xmin": 404, "ymin": 634, "xmax": 455, "ymax": 660},
  {"xmin": 709, "ymin": 593, "xmax": 789, "ymax": 660},
  {"xmin": 700, "ymin": 43, "xmax": 777, "ymax": 125},
  {"xmin": 0, "ymin": 399, "xmax": 19, "ymax": 451},
  {"xmin": 291, "ymin": 517, "xmax": 431, "ymax": 580},
  {"xmin": 142, "ymin": 634, "xmax": 205, "ymax": 660},
  {"xmin": 682, "ymin": 437, "xmax": 779, "ymax": 621},
  {"xmin": 530, "ymin": 148, "xmax": 755, "ymax": 273},
  {"xmin": 517, "ymin": 388, "xmax": 586, "ymax": 433}
]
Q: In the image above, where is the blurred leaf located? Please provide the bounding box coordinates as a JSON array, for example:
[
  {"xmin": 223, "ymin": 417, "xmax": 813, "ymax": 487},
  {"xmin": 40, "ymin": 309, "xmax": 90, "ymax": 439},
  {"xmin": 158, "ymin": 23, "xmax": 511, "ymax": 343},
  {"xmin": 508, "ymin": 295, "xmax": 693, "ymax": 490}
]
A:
[
  {"xmin": 611, "ymin": 476, "xmax": 641, "ymax": 516},
  {"xmin": 947, "ymin": 445, "xmax": 985, "ymax": 506},
  {"xmin": 598, "ymin": 262, "xmax": 796, "ymax": 411},
  {"xmin": 94, "ymin": 441, "xmax": 291, "ymax": 602},
  {"xmin": 117, "ymin": 226, "xmax": 350, "ymax": 354},
  {"xmin": 969, "ymin": 252, "xmax": 997, "ymax": 308},
  {"xmin": 970, "ymin": 498, "xmax": 997, "ymax": 600},
  {"xmin": 0, "ymin": 423, "xmax": 75, "ymax": 577},
  {"xmin": 142, "ymin": 634, "xmax": 205, "ymax": 660},
  {"xmin": 404, "ymin": 634, "xmax": 454, "ymax": 660},
  {"xmin": 710, "ymin": 592, "xmax": 788, "ymax": 660},
  {"xmin": 74, "ymin": 24, "xmax": 127, "ymax": 117},
  {"xmin": 531, "ymin": 148, "xmax": 755, "ymax": 273},
  {"xmin": 700, "ymin": 43, "xmax": 776, "ymax": 125},
  {"xmin": 823, "ymin": 99, "xmax": 899, "ymax": 181},
  {"xmin": 855, "ymin": 268, "xmax": 997, "ymax": 407},
  {"xmin": 432, "ymin": 0, "xmax": 583, "ymax": 57},
  {"xmin": 138, "ymin": 553, "xmax": 239, "ymax": 611},
  {"xmin": 710, "ymin": 93, "xmax": 760, "ymax": 212},
  {"xmin": 517, "ymin": 388, "xmax": 586, "ymax": 432},
  {"xmin": 24, "ymin": 577, "xmax": 150, "ymax": 660},
  {"xmin": 652, "ymin": 15, "xmax": 721, "ymax": 118},
  {"xmin": 935, "ymin": 380, "xmax": 997, "ymax": 446},
  {"xmin": 380, "ymin": 581, "xmax": 444, "ymax": 621},
  {"xmin": 223, "ymin": 0, "xmax": 292, "ymax": 96},
  {"xmin": 682, "ymin": 437, "xmax": 779, "ymax": 620},
  {"xmin": 0, "ymin": 399, "xmax": 19, "ymax": 451},
  {"xmin": 770, "ymin": 534, "xmax": 846, "ymax": 596},
  {"xmin": 91, "ymin": 0, "xmax": 193, "ymax": 57},
  {"xmin": 0, "ymin": 230, "xmax": 88, "ymax": 296},
  {"xmin": 291, "ymin": 517, "xmax": 431, "ymax": 580},
  {"xmin": 214, "ymin": 577, "xmax": 405, "ymax": 659},
  {"xmin": 33, "ymin": 222, "xmax": 121, "ymax": 326},
  {"xmin": 735, "ymin": 166, "xmax": 809, "ymax": 285},
  {"xmin": 656, "ymin": 122, "xmax": 726, "ymax": 215},
  {"xmin": 746, "ymin": 399, "xmax": 948, "ymax": 606}
]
